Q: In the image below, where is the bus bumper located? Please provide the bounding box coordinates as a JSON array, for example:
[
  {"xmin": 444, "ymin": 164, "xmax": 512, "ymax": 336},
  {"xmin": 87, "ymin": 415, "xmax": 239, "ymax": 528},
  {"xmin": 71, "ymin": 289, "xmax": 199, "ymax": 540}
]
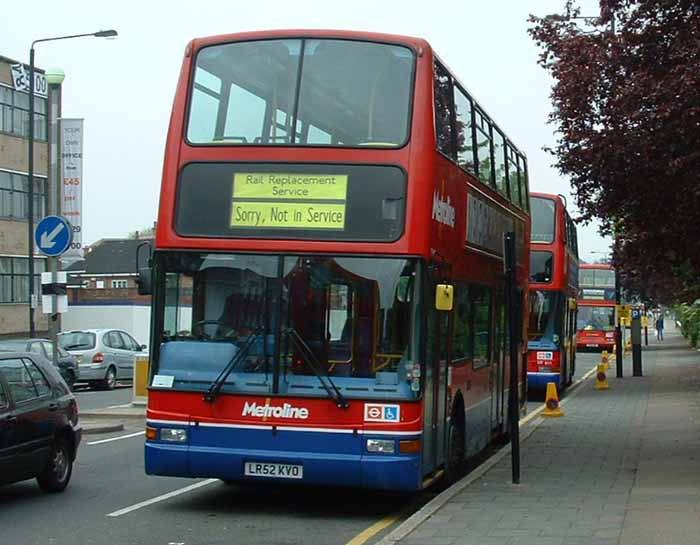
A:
[
  {"xmin": 145, "ymin": 427, "xmax": 422, "ymax": 491},
  {"xmin": 527, "ymin": 372, "xmax": 561, "ymax": 389}
]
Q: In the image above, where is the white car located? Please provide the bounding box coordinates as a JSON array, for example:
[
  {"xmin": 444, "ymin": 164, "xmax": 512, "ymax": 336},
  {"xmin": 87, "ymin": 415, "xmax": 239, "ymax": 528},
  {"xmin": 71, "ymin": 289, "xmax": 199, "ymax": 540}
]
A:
[{"xmin": 57, "ymin": 329, "xmax": 146, "ymax": 390}]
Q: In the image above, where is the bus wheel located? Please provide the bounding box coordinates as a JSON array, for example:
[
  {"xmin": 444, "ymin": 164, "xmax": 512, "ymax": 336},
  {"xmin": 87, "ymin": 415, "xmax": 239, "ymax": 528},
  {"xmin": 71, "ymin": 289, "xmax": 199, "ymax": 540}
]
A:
[{"xmin": 445, "ymin": 421, "xmax": 465, "ymax": 484}]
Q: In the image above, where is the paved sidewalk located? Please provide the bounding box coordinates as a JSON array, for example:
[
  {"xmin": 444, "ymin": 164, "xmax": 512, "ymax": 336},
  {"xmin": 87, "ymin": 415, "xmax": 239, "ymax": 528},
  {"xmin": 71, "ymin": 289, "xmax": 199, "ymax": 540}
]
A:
[{"xmin": 391, "ymin": 326, "xmax": 700, "ymax": 545}]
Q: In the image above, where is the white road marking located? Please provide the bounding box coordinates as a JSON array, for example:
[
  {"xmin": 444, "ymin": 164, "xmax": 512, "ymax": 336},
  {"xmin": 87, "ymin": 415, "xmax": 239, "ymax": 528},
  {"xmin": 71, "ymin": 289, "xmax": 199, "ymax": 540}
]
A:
[
  {"xmin": 87, "ymin": 431, "xmax": 145, "ymax": 446},
  {"xmin": 107, "ymin": 479, "xmax": 218, "ymax": 517}
]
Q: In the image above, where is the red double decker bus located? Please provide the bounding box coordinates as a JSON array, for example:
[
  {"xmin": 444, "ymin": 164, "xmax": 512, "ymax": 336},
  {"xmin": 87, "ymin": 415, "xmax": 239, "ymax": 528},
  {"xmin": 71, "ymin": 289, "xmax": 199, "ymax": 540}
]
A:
[
  {"xmin": 527, "ymin": 193, "xmax": 579, "ymax": 391},
  {"xmin": 143, "ymin": 30, "xmax": 530, "ymax": 490},
  {"xmin": 577, "ymin": 264, "xmax": 617, "ymax": 351}
]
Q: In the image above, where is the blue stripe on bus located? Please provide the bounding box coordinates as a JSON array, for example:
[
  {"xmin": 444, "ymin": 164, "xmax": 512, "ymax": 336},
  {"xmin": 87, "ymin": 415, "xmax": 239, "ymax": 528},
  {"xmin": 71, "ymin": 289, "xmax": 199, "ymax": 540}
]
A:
[
  {"xmin": 527, "ymin": 372, "xmax": 561, "ymax": 388},
  {"xmin": 144, "ymin": 423, "xmax": 422, "ymax": 491}
]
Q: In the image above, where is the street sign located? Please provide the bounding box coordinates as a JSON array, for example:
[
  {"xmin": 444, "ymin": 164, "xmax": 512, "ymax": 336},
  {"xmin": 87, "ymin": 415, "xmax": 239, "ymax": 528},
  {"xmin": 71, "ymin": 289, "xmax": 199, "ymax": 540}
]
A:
[
  {"xmin": 35, "ymin": 215, "xmax": 73, "ymax": 257},
  {"xmin": 617, "ymin": 304, "xmax": 631, "ymax": 321}
]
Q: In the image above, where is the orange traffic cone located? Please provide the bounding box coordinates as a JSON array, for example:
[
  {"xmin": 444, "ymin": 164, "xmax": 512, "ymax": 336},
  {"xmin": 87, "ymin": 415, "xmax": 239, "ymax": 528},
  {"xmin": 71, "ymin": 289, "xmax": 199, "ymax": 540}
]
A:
[
  {"xmin": 595, "ymin": 364, "xmax": 610, "ymax": 390},
  {"xmin": 542, "ymin": 382, "xmax": 564, "ymax": 417}
]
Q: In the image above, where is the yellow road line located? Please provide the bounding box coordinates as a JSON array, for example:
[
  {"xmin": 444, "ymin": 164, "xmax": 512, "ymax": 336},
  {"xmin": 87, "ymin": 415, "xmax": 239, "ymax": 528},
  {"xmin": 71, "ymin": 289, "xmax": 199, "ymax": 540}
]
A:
[{"xmin": 345, "ymin": 513, "xmax": 402, "ymax": 545}]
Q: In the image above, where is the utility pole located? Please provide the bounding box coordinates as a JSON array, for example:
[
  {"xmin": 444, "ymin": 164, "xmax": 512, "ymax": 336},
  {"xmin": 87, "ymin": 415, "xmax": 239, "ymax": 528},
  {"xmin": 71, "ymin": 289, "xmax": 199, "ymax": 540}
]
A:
[{"xmin": 46, "ymin": 68, "xmax": 64, "ymax": 365}]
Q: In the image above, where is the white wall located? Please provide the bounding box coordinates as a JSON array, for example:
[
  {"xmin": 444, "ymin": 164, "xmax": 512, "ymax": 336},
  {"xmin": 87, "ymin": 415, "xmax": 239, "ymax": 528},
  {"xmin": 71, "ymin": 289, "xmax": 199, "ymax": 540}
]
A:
[
  {"xmin": 62, "ymin": 305, "xmax": 151, "ymax": 344},
  {"xmin": 62, "ymin": 305, "xmax": 193, "ymax": 346}
]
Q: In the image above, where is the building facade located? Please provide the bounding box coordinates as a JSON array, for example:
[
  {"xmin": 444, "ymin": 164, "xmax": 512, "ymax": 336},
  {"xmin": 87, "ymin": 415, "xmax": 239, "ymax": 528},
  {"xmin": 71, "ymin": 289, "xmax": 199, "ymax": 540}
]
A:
[
  {"xmin": 0, "ymin": 54, "xmax": 49, "ymax": 337},
  {"xmin": 67, "ymin": 237, "xmax": 153, "ymax": 306}
]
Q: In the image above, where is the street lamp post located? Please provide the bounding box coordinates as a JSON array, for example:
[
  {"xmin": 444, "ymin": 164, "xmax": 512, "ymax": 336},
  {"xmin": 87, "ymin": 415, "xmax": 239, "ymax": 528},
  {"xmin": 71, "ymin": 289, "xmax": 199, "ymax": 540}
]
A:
[{"xmin": 27, "ymin": 30, "xmax": 117, "ymax": 337}]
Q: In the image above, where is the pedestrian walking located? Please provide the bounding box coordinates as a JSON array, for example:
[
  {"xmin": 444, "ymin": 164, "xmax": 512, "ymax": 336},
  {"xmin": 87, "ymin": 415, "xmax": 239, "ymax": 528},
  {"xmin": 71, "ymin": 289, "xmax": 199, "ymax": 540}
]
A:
[{"xmin": 655, "ymin": 316, "xmax": 665, "ymax": 340}]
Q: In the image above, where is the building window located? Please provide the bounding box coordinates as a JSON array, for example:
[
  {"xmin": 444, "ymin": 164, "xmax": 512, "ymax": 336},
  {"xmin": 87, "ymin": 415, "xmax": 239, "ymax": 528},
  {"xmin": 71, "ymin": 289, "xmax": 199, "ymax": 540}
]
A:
[
  {"xmin": 111, "ymin": 279, "xmax": 128, "ymax": 289},
  {"xmin": 0, "ymin": 169, "xmax": 47, "ymax": 221},
  {"xmin": 95, "ymin": 280, "xmax": 105, "ymax": 289},
  {"xmin": 0, "ymin": 257, "xmax": 45, "ymax": 304},
  {"xmin": 0, "ymin": 85, "xmax": 47, "ymax": 141}
]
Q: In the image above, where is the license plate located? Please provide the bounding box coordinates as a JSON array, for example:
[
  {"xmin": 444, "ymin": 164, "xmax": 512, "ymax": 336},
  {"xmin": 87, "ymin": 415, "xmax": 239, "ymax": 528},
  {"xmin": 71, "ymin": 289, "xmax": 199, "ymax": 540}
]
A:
[
  {"xmin": 587, "ymin": 344, "xmax": 599, "ymax": 347},
  {"xmin": 244, "ymin": 462, "xmax": 303, "ymax": 479}
]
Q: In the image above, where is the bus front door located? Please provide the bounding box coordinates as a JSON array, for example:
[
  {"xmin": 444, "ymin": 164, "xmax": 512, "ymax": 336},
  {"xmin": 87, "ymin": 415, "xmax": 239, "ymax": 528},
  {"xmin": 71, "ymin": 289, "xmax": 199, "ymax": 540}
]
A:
[{"xmin": 422, "ymin": 303, "xmax": 450, "ymax": 477}]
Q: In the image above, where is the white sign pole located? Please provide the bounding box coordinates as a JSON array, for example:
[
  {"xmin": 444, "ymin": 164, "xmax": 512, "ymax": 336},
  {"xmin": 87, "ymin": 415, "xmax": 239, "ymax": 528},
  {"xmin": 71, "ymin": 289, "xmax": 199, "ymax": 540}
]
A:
[{"xmin": 60, "ymin": 118, "xmax": 84, "ymax": 264}]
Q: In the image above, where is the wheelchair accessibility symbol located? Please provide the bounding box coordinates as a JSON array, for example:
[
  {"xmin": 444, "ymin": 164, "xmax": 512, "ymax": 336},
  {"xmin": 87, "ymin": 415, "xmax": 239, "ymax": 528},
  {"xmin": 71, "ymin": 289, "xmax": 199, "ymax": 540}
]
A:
[{"xmin": 364, "ymin": 403, "xmax": 401, "ymax": 422}]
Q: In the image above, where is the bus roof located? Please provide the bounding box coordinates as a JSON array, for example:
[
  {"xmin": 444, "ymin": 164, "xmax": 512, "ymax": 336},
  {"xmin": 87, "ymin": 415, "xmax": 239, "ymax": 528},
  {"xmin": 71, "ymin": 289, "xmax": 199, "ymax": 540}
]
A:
[{"xmin": 189, "ymin": 29, "xmax": 429, "ymax": 52}]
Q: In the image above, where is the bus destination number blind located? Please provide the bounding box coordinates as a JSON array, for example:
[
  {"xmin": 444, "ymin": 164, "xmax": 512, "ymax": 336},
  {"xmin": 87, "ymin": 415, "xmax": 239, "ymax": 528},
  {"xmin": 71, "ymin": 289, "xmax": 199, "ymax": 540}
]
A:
[{"xmin": 230, "ymin": 173, "xmax": 348, "ymax": 230}]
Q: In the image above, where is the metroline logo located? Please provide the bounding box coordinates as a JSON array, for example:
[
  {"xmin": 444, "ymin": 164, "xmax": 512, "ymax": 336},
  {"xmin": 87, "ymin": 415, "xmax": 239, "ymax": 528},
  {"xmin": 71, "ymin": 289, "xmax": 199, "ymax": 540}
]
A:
[
  {"xmin": 432, "ymin": 191, "xmax": 456, "ymax": 228},
  {"xmin": 242, "ymin": 401, "xmax": 310, "ymax": 420}
]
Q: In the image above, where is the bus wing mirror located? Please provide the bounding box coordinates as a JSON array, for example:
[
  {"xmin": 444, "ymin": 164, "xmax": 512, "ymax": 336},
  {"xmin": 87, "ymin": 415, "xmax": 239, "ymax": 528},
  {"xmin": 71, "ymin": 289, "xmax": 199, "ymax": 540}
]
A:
[
  {"xmin": 136, "ymin": 267, "xmax": 152, "ymax": 295},
  {"xmin": 435, "ymin": 284, "xmax": 454, "ymax": 311},
  {"xmin": 135, "ymin": 241, "xmax": 153, "ymax": 295}
]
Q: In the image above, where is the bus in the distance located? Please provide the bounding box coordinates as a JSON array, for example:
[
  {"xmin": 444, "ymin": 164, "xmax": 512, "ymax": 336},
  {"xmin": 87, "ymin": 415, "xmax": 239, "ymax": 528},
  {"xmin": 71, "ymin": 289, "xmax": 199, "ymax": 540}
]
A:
[
  {"xmin": 141, "ymin": 30, "xmax": 530, "ymax": 491},
  {"xmin": 527, "ymin": 193, "xmax": 579, "ymax": 391},
  {"xmin": 577, "ymin": 264, "xmax": 617, "ymax": 351}
]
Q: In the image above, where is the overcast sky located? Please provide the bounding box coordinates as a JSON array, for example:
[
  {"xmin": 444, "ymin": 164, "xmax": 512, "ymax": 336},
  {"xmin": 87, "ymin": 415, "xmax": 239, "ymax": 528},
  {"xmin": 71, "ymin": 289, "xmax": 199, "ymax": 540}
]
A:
[{"xmin": 2, "ymin": 0, "xmax": 611, "ymax": 262}]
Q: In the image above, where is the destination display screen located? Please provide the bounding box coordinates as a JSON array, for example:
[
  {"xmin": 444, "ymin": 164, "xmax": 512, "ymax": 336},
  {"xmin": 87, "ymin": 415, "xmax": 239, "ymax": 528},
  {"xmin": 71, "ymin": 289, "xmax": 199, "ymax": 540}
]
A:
[
  {"xmin": 230, "ymin": 173, "xmax": 348, "ymax": 230},
  {"xmin": 176, "ymin": 163, "xmax": 406, "ymax": 241}
]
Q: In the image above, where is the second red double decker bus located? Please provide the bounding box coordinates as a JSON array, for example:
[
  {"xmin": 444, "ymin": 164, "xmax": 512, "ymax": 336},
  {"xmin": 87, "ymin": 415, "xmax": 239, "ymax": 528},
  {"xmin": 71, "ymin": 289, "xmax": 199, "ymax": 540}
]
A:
[
  {"xmin": 143, "ymin": 30, "xmax": 530, "ymax": 491},
  {"xmin": 577, "ymin": 264, "xmax": 617, "ymax": 351},
  {"xmin": 527, "ymin": 193, "xmax": 579, "ymax": 391}
]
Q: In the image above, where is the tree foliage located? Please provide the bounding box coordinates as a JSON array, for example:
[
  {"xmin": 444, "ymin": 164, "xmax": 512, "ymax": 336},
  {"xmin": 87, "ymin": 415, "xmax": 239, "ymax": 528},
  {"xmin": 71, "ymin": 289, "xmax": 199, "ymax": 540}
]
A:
[{"xmin": 529, "ymin": 1, "xmax": 700, "ymax": 303}]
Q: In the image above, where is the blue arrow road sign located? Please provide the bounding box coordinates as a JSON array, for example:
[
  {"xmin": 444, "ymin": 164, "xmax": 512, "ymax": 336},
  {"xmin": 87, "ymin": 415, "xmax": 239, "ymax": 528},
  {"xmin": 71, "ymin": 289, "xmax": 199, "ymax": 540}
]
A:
[{"xmin": 35, "ymin": 215, "xmax": 73, "ymax": 257}]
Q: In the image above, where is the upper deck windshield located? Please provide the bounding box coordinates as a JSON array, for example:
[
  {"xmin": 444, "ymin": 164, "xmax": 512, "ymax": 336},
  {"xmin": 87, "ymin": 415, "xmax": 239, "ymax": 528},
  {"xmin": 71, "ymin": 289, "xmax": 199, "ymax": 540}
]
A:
[
  {"xmin": 187, "ymin": 38, "xmax": 415, "ymax": 148},
  {"xmin": 154, "ymin": 252, "xmax": 420, "ymax": 400},
  {"xmin": 530, "ymin": 197, "xmax": 556, "ymax": 243},
  {"xmin": 579, "ymin": 268, "xmax": 615, "ymax": 288}
]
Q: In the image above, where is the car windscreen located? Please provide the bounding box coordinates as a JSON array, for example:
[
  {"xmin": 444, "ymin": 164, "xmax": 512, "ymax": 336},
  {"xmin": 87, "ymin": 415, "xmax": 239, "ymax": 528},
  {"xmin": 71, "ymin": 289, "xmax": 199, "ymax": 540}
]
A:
[{"xmin": 58, "ymin": 332, "xmax": 96, "ymax": 351}]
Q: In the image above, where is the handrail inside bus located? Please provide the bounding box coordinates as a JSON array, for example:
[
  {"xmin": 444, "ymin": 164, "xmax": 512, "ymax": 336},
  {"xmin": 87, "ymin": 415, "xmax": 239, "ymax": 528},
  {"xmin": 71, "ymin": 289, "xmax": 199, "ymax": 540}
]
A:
[{"xmin": 285, "ymin": 328, "xmax": 350, "ymax": 410}]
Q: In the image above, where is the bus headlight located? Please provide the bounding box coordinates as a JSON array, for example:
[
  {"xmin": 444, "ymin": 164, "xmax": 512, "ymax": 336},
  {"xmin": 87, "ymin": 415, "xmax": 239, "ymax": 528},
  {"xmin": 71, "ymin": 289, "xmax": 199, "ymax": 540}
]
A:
[
  {"xmin": 366, "ymin": 439, "xmax": 395, "ymax": 454},
  {"xmin": 160, "ymin": 428, "xmax": 188, "ymax": 443}
]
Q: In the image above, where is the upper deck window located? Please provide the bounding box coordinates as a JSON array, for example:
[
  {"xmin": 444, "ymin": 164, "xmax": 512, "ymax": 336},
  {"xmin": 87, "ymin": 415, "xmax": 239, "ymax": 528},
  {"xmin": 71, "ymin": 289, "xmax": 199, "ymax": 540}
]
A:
[
  {"xmin": 579, "ymin": 268, "xmax": 615, "ymax": 288},
  {"xmin": 187, "ymin": 39, "xmax": 415, "ymax": 148},
  {"xmin": 530, "ymin": 196, "xmax": 556, "ymax": 243}
]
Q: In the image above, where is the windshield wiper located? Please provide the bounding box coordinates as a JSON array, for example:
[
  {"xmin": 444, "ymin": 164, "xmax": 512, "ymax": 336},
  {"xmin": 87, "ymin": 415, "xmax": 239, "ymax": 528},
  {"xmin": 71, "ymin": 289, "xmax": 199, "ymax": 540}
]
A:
[
  {"xmin": 285, "ymin": 328, "xmax": 349, "ymax": 410},
  {"xmin": 204, "ymin": 328, "xmax": 264, "ymax": 403}
]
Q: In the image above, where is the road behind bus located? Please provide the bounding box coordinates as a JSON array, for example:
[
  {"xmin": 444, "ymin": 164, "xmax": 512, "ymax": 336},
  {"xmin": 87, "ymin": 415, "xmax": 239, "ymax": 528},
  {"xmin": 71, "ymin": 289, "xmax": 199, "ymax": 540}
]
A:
[{"xmin": 0, "ymin": 351, "xmax": 602, "ymax": 545}]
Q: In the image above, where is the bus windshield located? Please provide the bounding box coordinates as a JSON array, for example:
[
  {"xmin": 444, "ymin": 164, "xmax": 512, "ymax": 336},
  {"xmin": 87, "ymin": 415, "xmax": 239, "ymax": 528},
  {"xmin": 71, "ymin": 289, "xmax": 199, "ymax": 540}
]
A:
[
  {"xmin": 530, "ymin": 197, "xmax": 556, "ymax": 243},
  {"xmin": 579, "ymin": 268, "xmax": 615, "ymax": 288},
  {"xmin": 187, "ymin": 39, "xmax": 415, "ymax": 148},
  {"xmin": 577, "ymin": 306, "xmax": 615, "ymax": 332},
  {"xmin": 155, "ymin": 252, "xmax": 420, "ymax": 400},
  {"xmin": 530, "ymin": 251, "xmax": 553, "ymax": 283},
  {"xmin": 528, "ymin": 290, "xmax": 561, "ymax": 341}
]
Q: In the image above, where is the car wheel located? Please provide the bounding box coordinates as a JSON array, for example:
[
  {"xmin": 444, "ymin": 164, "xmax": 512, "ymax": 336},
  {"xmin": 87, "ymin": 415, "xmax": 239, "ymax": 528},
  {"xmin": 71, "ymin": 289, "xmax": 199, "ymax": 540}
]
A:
[
  {"xmin": 37, "ymin": 439, "xmax": 73, "ymax": 493},
  {"xmin": 444, "ymin": 420, "xmax": 465, "ymax": 484},
  {"xmin": 64, "ymin": 370, "xmax": 76, "ymax": 391},
  {"xmin": 102, "ymin": 366, "xmax": 117, "ymax": 390}
]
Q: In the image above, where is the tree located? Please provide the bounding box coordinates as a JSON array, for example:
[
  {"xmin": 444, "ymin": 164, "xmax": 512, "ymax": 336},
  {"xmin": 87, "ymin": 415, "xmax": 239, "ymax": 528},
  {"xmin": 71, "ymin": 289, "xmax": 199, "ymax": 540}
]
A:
[{"xmin": 529, "ymin": 1, "xmax": 700, "ymax": 303}]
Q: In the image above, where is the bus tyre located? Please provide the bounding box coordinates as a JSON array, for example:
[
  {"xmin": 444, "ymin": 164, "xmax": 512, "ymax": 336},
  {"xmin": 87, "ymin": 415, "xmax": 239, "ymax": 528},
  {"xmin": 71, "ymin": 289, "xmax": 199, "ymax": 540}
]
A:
[{"xmin": 445, "ymin": 421, "xmax": 465, "ymax": 484}]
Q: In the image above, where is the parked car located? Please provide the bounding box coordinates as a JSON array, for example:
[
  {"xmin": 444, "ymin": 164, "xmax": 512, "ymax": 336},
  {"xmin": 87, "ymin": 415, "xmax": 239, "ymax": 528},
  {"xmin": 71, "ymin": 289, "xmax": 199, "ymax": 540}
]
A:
[
  {"xmin": 0, "ymin": 339, "xmax": 79, "ymax": 390},
  {"xmin": 0, "ymin": 351, "xmax": 81, "ymax": 492},
  {"xmin": 57, "ymin": 329, "xmax": 146, "ymax": 390}
]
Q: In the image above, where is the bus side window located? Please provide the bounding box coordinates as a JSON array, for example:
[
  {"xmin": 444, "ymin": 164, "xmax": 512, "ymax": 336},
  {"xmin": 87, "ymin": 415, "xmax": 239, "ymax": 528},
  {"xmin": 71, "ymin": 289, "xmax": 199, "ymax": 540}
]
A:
[
  {"xmin": 472, "ymin": 285, "xmax": 492, "ymax": 369},
  {"xmin": 452, "ymin": 284, "xmax": 473, "ymax": 364}
]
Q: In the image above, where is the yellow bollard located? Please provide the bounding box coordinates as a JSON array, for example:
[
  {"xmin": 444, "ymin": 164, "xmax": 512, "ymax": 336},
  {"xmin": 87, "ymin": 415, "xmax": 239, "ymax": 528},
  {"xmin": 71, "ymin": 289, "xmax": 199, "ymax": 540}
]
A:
[
  {"xmin": 542, "ymin": 382, "xmax": 564, "ymax": 417},
  {"xmin": 601, "ymin": 350, "xmax": 610, "ymax": 371},
  {"xmin": 595, "ymin": 364, "xmax": 610, "ymax": 390},
  {"xmin": 624, "ymin": 338, "xmax": 632, "ymax": 355}
]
